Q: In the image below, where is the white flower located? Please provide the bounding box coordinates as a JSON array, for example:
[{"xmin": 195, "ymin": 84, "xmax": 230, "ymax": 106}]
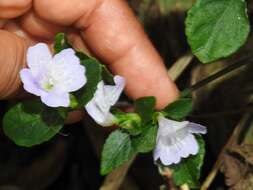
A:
[
  {"xmin": 154, "ymin": 116, "xmax": 207, "ymax": 165},
  {"xmin": 20, "ymin": 43, "xmax": 86, "ymax": 107},
  {"xmin": 85, "ymin": 76, "xmax": 125, "ymax": 126}
]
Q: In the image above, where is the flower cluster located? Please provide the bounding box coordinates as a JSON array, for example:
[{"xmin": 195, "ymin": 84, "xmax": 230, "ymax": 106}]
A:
[{"xmin": 19, "ymin": 43, "xmax": 207, "ymax": 167}]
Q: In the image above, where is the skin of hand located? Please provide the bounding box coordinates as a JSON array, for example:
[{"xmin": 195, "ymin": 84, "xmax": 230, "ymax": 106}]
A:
[{"xmin": 0, "ymin": 0, "xmax": 179, "ymax": 124}]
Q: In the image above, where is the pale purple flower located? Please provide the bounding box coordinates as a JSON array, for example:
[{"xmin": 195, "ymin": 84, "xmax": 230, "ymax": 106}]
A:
[
  {"xmin": 20, "ymin": 43, "xmax": 86, "ymax": 107},
  {"xmin": 85, "ymin": 76, "xmax": 125, "ymax": 126},
  {"xmin": 154, "ymin": 116, "xmax": 207, "ymax": 165}
]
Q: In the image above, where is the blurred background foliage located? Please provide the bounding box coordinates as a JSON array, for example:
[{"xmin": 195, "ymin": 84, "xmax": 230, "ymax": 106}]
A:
[{"xmin": 1, "ymin": 0, "xmax": 253, "ymax": 189}]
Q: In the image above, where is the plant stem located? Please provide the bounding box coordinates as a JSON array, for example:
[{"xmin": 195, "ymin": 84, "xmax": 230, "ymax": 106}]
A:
[
  {"xmin": 159, "ymin": 167, "xmax": 177, "ymax": 190},
  {"xmin": 181, "ymin": 55, "xmax": 253, "ymax": 97}
]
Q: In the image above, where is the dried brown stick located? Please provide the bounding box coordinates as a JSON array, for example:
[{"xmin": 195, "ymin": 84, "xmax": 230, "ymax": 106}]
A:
[
  {"xmin": 159, "ymin": 167, "xmax": 178, "ymax": 190},
  {"xmin": 200, "ymin": 114, "xmax": 251, "ymax": 190},
  {"xmin": 168, "ymin": 53, "xmax": 193, "ymax": 81},
  {"xmin": 99, "ymin": 157, "xmax": 136, "ymax": 190}
]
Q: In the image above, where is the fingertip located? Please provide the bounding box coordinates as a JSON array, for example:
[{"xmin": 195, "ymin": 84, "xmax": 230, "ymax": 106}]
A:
[
  {"xmin": 109, "ymin": 41, "xmax": 179, "ymax": 110},
  {"xmin": 0, "ymin": 30, "xmax": 29, "ymax": 99},
  {"xmin": 154, "ymin": 78, "xmax": 179, "ymax": 109},
  {"xmin": 34, "ymin": 0, "xmax": 99, "ymax": 26},
  {"xmin": 0, "ymin": 0, "xmax": 32, "ymax": 19}
]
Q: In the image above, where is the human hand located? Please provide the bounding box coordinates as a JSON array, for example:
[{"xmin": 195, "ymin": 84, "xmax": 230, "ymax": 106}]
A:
[{"xmin": 0, "ymin": 0, "xmax": 178, "ymax": 123}]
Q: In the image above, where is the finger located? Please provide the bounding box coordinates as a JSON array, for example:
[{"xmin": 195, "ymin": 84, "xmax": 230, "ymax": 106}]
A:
[
  {"xmin": 4, "ymin": 21, "xmax": 37, "ymax": 42},
  {"xmin": 67, "ymin": 30, "xmax": 91, "ymax": 55},
  {"xmin": 0, "ymin": 23, "xmax": 60, "ymax": 98},
  {"xmin": 34, "ymin": 0, "xmax": 179, "ymax": 109},
  {"xmin": 33, "ymin": 0, "xmax": 98, "ymax": 26},
  {"xmin": 0, "ymin": 0, "xmax": 32, "ymax": 19},
  {"xmin": 79, "ymin": 0, "xmax": 179, "ymax": 109},
  {"xmin": 0, "ymin": 30, "xmax": 30, "ymax": 99},
  {"xmin": 18, "ymin": 11, "xmax": 89, "ymax": 50},
  {"xmin": 19, "ymin": 10, "xmax": 66, "ymax": 41},
  {"xmin": 0, "ymin": 19, "xmax": 7, "ymax": 28}
]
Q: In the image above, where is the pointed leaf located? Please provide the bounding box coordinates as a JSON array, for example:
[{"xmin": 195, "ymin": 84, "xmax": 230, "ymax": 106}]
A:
[
  {"xmin": 101, "ymin": 65, "xmax": 114, "ymax": 85},
  {"xmin": 134, "ymin": 96, "xmax": 156, "ymax": 125},
  {"xmin": 163, "ymin": 98, "xmax": 193, "ymax": 120},
  {"xmin": 101, "ymin": 130, "xmax": 135, "ymax": 175},
  {"xmin": 132, "ymin": 124, "xmax": 158, "ymax": 153},
  {"xmin": 54, "ymin": 33, "xmax": 72, "ymax": 53},
  {"xmin": 186, "ymin": 0, "xmax": 250, "ymax": 63},
  {"xmin": 3, "ymin": 100, "xmax": 65, "ymax": 147}
]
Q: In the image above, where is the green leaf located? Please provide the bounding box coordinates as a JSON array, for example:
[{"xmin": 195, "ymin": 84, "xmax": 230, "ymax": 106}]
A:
[
  {"xmin": 75, "ymin": 51, "xmax": 90, "ymax": 60},
  {"xmin": 3, "ymin": 100, "xmax": 65, "ymax": 147},
  {"xmin": 171, "ymin": 136, "xmax": 205, "ymax": 189},
  {"xmin": 186, "ymin": 0, "xmax": 250, "ymax": 63},
  {"xmin": 132, "ymin": 124, "xmax": 158, "ymax": 153},
  {"xmin": 134, "ymin": 96, "xmax": 156, "ymax": 125},
  {"xmin": 101, "ymin": 65, "xmax": 114, "ymax": 85},
  {"xmin": 101, "ymin": 130, "xmax": 135, "ymax": 175},
  {"xmin": 74, "ymin": 58, "xmax": 102, "ymax": 106},
  {"xmin": 163, "ymin": 98, "xmax": 193, "ymax": 120},
  {"xmin": 54, "ymin": 33, "xmax": 72, "ymax": 53},
  {"xmin": 57, "ymin": 107, "xmax": 69, "ymax": 119}
]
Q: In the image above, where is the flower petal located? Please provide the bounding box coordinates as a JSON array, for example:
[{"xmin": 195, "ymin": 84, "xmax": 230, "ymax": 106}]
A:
[
  {"xmin": 188, "ymin": 122, "xmax": 207, "ymax": 134},
  {"xmin": 155, "ymin": 140, "xmax": 181, "ymax": 165},
  {"xmin": 182, "ymin": 133, "xmax": 199, "ymax": 155},
  {"xmin": 51, "ymin": 48, "xmax": 86, "ymax": 92},
  {"xmin": 20, "ymin": 68, "xmax": 42, "ymax": 96},
  {"xmin": 158, "ymin": 116, "xmax": 189, "ymax": 135},
  {"xmin": 85, "ymin": 99, "xmax": 115, "ymax": 126},
  {"xmin": 85, "ymin": 99, "xmax": 107, "ymax": 122},
  {"xmin": 40, "ymin": 91, "xmax": 70, "ymax": 107},
  {"xmin": 174, "ymin": 133, "xmax": 199, "ymax": 159},
  {"xmin": 94, "ymin": 81, "xmax": 110, "ymax": 113},
  {"xmin": 104, "ymin": 75, "xmax": 126, "ymax": 106},
  {"xmin": 154, "ymin": 133, "xmax": 199, "ymax": 165},
  {"xmin": 27, "ymin": 43, "xmax": 52, "ymax": 75},
  {"xmin": 85, "ymin": 75, "xmax": 125, "ymax": 127},
  {"xmin": 153, "ymin": 141, "xmax": 162, "ymax": 161},
  {"xmin": 53, "ymin": 48, "xmax": 78, "ymax": 65}
]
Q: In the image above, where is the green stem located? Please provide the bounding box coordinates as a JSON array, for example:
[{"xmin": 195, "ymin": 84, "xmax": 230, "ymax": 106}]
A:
[{"xmin": 181, "ymin": 55, "xmax": 253, "ymax": 97}]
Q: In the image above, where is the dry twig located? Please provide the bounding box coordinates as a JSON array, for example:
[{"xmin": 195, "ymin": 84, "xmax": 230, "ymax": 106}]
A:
[{"xmin": 200, "ymin": 114, "xmax": 251, "ymax": 190}]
